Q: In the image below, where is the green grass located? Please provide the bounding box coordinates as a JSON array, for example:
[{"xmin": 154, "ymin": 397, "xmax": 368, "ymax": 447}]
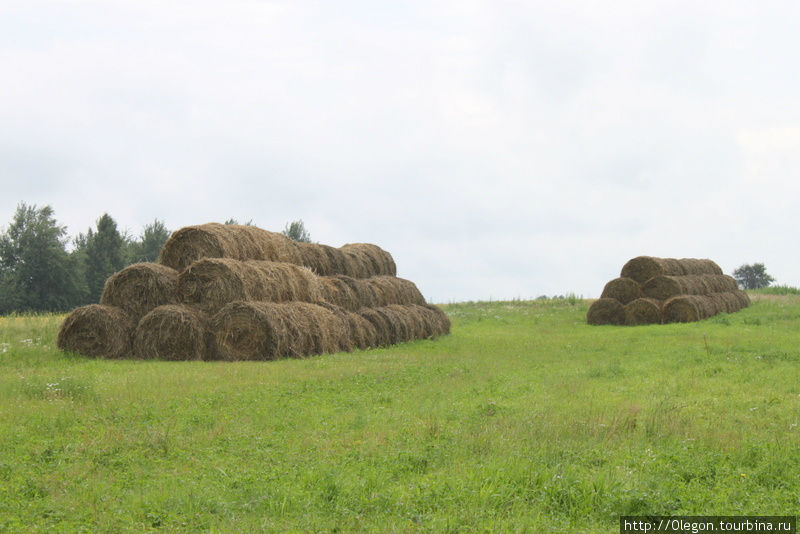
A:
[
  {"xmin": 751, "ymin": 285, "xmax": 800, "ymax": 295},
  {"xmin": 2, "ymin": 295, "xmax": 800, "ymax": 532}
]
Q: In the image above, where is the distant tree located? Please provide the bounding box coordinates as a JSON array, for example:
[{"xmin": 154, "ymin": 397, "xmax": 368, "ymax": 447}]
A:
[
  {"xmin": 733, "ymin": 263, "xmax": 775, "ymax": 290},
  {"xmin": 224, "ymin": 218, "xmax": 254, "ymax": 226},
  {"xmin": 128, "ymin": 219, "xmax": 170, "ymax": 263},
  {"xmin": 0, "ymin": 203, "xmax": 82, "ymax": 313},
  {"xmin": 82, "ymin": 214, "xmax": 127, "ymax": 302},
  {"xmin": 281, "ymin": 219, "xmax": 311, "ymax": 243}
]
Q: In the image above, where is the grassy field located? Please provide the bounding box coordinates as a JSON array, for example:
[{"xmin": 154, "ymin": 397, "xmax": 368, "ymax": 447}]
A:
[{"xmin": 2, "ymin": 294, "xmax": 800, "ymax": 532}]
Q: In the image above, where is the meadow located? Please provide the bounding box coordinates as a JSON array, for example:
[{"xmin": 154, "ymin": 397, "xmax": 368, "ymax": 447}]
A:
[{"xmin": 1, "ymin": 293, "xmax": 799, "ymax": 532}]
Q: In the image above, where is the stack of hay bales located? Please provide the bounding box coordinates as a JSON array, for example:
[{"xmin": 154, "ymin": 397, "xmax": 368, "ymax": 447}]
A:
[
  {"xmin": 587, "ymin": 256, "xmax": 750, "ymax": 325},
  {"xmin": 57, "ymin": 223, "xmax": 449, "ymax": 361}
]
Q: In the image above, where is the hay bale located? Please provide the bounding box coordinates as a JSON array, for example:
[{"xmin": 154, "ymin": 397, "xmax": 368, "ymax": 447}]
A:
[
  {"xmin": 662, "ymin": 295, "xmax": 719, "ymax": 323},
  {"xmin": 587, "ymin": 298, "xmax": 625, "ymax": 325},
  {"xmin": 177, "ymin": 258, "xmax": 322, "ymax": 314},
  {"xmin": 731, "ymin": 289, "xmax": 751, "ymax": 309},
  {"xmin": 294, "ymin": 242, "xmax": 333, "ymax": 276},
  {"xmin": 333, "ymin": 275, "xmax": 380, "ymax": 308},
  {"xmin": 366, "ymin": 276, "xmax": 427, "ymax": 306},
  {"xmin": 312, "ymin": 301, "xmax": 354, "ymax": 353},
  {"xmin": 347, "ymin": 312, "xmax": 379, "ymax": 349},
  {"xmin": 621, "ymin": 256, "xmax": 723, "ymax": 284},
  {"xmin": 341, "ymin": 243, "xmax": 396, "ymax": 277},
  {"xmin": 623, "ymin": 298, "xmax": 662, "ymax": 326},
  {"xmin": 57, "ymin": 304, "xmax": 134, "ymax": 358},
  {"xmin": 600, "ymin": 277, "xmax": 642, "ymax": 305},
  {"xmin": 158, "ymin": 223, "xmax": 301, "ymax": 271},
  {"xmin": 318, "ymin": 276, "xmax": 362, "ymax": 312},
  {"xmin": 421, "ymin": 304, "xmax": 451, "ymax": 336},
  {"xmin": 133, "ymin": 305, "xmax": 216, "ymax": 360},
  {"xmin": 100, "ymin": 262, "xmax": 178, "ymax": 321},
  {"xmin": 213, "ymin": 301, "xmax": 341, "ymax": 360},
  {"xmin": 642, "ymin": 274, "xmax": 739, "ymax": 300},
  {"xmin": 357, "ymin": 308, "xmax": 393, "ymax": 346}
]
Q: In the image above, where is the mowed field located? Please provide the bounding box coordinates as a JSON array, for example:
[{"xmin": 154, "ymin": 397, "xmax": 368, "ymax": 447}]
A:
[{"xmin": 2, "ymin": 294, "xmax": 800, "ymax": 532}]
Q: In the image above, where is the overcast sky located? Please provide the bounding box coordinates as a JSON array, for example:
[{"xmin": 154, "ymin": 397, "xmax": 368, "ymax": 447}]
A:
[{"xmin": 2, "ymin": 1, "xmax": 799, "ymax": 302}]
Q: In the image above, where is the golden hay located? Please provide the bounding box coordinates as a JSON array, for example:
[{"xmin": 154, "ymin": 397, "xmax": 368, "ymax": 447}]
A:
[
  {"xmin": 100, "ymin": 262, "xmax": 178, "ymax": 321},
  {"xmin": 586, "ymin": 298, "xmax": 625, "ymax": 325},
  {"xmin": 662, "ymin": 295, "xmax": 706, "ymax": 323},
  {"xmin": 420, "ymin": 304, "xmax": 451, "ymax": 336},
  {"xmin": 365, "ymin": 276, "xmax": 426, "ymax": 306},
  {"xmin": 177, "ymin": 258, "xmax": 322, "ymax": 314},
  {"xmin": 212, "ymin": 301, "xmax": 342, "ymax": 361},
  {"xmin": 341, "ymin": 243, "xmax": 396, "ymax": 277},
  {"xmin": 357, "ymin": 307, "xmax": 394, "ymax": 346},
  {"xmin": 600, "ymin": 277, "xmax": 643, "ymax": 305},
  {"xmin": 642, "ymin": 274, "xmax": 739, "ymax": 300},
  {"xmin": 57, "ymin": 304, "xmax": 134, "ymax": 358},
  {"xmin": 311, "ymin": 301, "xmax": 355, "ymax": 353},
  {"xmin": 133, "ymin": 305, "xmax": 216, "ymax": 361},
  {"xmin": 318, "ymin": 276, "xmax": 362, "ymax": 312},
  {"xmin": 623, "ymin": 298, "xmax": 662, "ymax": 326},
  {"xmin": 158, "ymin": 223, "xmax": 301, "ymax": 271},
  {"xmin": 620, "ymin": 256, "xmax": 723, "ymax": 284}
]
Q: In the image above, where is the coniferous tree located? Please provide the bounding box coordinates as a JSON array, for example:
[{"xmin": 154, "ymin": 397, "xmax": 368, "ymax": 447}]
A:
[
  {"xmin": 82, "ymin": 214, "xmax": 126, "ymax": 302},
  {"xmin": 0, "ymin": 203, "xmax": 82, "ymax": 313},
  {"xmin": 128, "ymin": 219, "xmax": 170, "ymax": 263}
]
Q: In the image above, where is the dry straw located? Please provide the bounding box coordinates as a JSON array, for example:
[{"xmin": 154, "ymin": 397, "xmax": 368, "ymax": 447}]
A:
[
  {"xmin": 586, "ymin": 298, "xmax": 625, "ymax": 325},
  {"xmin": 600, "ymin": 277, "xmax": 643, "ymax": 305},
  {"xmin": 623, "ymin": 298, "xmax": 663, "ymax": 326},
  {"xmin": 57, "ymin": 304, "xmax": 134, "ymax": 358},
  {"xmin": 213, "ymin": 301, "xmax": 343, "ymax": 361},
  {"xmin": 133, "ymin": 304, "xmax": 216, "ymax": 360},
  {"xmin": 177, "ymin": 258, "xmax": 322, "ymax": 314},
  {"xmin": 620, "ymin": 256, "xmax": 723, "ymax": 284},
  {"xmin": 642, "ymin": 274, "xmax": 739, "ymax": 300},
  {"xmin": 159, "ymin": 223, "xmax": 301, "ymax": 271},
  {"xmin": 100, "ymin": 262, "xmax": 178, "ymax": 321}
]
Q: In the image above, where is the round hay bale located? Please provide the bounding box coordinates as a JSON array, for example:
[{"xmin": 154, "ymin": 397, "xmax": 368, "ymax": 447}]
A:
[
  {"xmin": 213, "ymin": 301, "xmax": 341, "ymax": 360},
  {"xmin": 334, "ymin": 275, "xmax": 380, "ymax": 308},
  {"xmin": 386, "ymin": 304, "xmax": 426, "ymax": 340},
  {"xmin": 100, "ymin": 262, "xmax": 178, "ymax": 321},
  {"xmin": 358, "ymin": 308, "xmax": 393, "ymax": 346},
  {"xmin": 366, "ymin": 276, "xmax": 427, "ymax": 306},
  {"xmin": 294, "ymin": 242, "xmax": 333, "ymax": 276},
  {"xmin": 341, "ymin": 243, "xmax": 396, "ymax": 277},
  {"xmin": 347, "ymin": 312, "xmax": 378, "ymax": 349},
  {"xmin": 133, "ymin": 305, "xmax": 216, "ymax": 360},
  {"xmin": 421, "ymin": 304, "xmax": 451, "ymax": 336},
  {"xmin": 57, "ymin": 304, "xmax": 134, "ymax": 358},
  {"xmin": 679, "ymin": 258, "xmax": 723, "ymax": 276},
  {"xmin": 177, "ymin": 258, "xmax": 322, "ymax": 314},
  {"xmin": 586, "ymin": 298, "xmax": 625, "ymax": 325},
  {"xmin": 662, "ymin": 295, "xmax": 719, "ymax": 323},
  {"xmin": 731, "ymin": 289, "xmax": 751, "ymax": 308},
  {"xmin": 600, "ymin": 277, "xmax": 642, "ymax": 305},
  {"xmin": 318, "ymin": 276, "xmax": 361, "ymax": 312},
  {"xmin": 623, "ymin": 298, "xmax": 662, "ymax": 326},
  {"xmin": 312, "ymin": 301, "xmax": 354, "ymax": 353},
  {"xmin": 158, "ymin": 223, "xmax": 301, "ymax": 271}
]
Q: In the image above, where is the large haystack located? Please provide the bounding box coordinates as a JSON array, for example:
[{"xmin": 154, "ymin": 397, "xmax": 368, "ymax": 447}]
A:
[
  {"xmin": 100, "ymin": 262, "xmax": 178, "ymax": 321},
  {"xmin": 57, "ymin": 304, "xmax": 134, "ymax": 358},
  {"xmin": 600, "ymin": 277, "xmax": 642, "ymax": 305},
  {"xmin": 158, "ymin": 223, "xmax": 301, "ymax": 271},
  {"xmin": 59, "ymin": 221, "xmax": 446, "ymax": 360},
  {"xmin": 177, "ymin": 258, "xmax": 322, "ymax": 314},
  {"xmin": 213, "ymin": 301, "xmax": 343, "ymax": 360}
]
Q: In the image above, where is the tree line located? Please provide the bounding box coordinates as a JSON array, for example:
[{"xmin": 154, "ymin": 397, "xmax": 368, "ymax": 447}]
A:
[
  {"xmin": 0, "ymin": 203, "xmax": 171, "ymax": 314},
  {"xmin": 0, "ymin": 203, "xmax": 315, "ymax": 315}
]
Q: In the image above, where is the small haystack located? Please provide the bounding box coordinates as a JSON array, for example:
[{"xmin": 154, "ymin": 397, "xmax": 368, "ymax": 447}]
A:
[
  {"xmin": 623, "ymin": 298, "xmax": 662, "ymax": 326},
  {"xmin": 133, "ymin": 305, "xmax": 216, "ymax": 360},
  {"xmin": 158, "ymin": 223, "xmax": 301, "ymax": 271},
  {"xmin": 57, "ymin": 304, "xmax": 134, "ymax": 358},
  {"xmin": 177, "ymin": 258, "xmax": 322, "ymax": 314},
  {"xmin": 100, "ymin": 262, "xmax": 178, "ymax": 321},
  {"xmin": 586, "ymin": 298, "xmax": 625, "ymax": 325},
  {"xmin": 341, "ymin": 243, "xmax": 397, "ymax": 277},
  {"xmin": 600, "ymin": 277, "xmax": 643, "ymax": 305},
  {"xmin": 213, "ymin": 301, "xmax": 343, "ymax": 360}
]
